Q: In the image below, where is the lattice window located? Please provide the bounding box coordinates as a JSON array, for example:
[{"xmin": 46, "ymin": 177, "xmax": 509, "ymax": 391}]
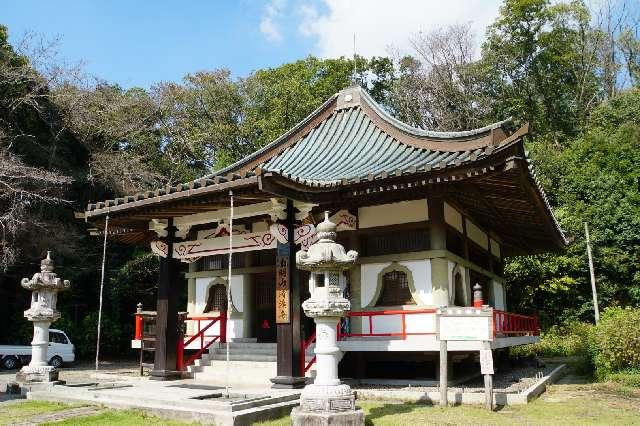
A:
[
  {"xmin": 376, "ymin": 270, "xmax": 416, "ymax": 306},
  {"xmin": 204, "ymin": 283, "xmax": 227, "ymax": 312}
]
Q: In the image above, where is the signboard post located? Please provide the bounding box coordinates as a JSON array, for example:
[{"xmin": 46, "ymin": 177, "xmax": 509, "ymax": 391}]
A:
[
  {"xmin": 481, "ymin": 342, "xmax": 493, "ymax": 411},
  {"xmin": 439, "ymin": 339, "xmax": 448, "ymax": 406},
  {"xmin": 437, "ymin": 307, "xmax": 494, "ymax": 410}
]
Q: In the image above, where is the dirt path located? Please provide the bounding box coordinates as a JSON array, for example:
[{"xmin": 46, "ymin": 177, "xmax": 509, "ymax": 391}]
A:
[
  {"xmin": 542, "ymin": 373, "xmax": 640, "ymax": 412},
  {"xmin": 11, "ymin": 406, "xmax": 103, "ymax": 426}
]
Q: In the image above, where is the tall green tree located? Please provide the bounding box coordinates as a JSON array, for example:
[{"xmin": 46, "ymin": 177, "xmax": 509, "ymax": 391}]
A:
[
  {"xmin": 240, "ymin": 56, "xmax": 394, "ymax": 155},
  {"xmin": 482, "ymin": 0, "xmax": 601, "ymax": 138}
]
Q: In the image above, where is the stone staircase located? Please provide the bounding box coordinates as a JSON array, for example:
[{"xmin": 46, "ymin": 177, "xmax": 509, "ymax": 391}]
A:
[{"xmin": 187, "ymin": 338, "xmax": 315, "ymax": 386}]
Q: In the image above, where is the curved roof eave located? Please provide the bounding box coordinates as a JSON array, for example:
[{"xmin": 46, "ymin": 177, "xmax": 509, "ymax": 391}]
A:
[
  {"xmin": 357, "ymin": 87, "xmax": 513, "ymax": 140},
  {"xmin": 211, "ymin": 85, "xmax": 514, "ymax": 176}
]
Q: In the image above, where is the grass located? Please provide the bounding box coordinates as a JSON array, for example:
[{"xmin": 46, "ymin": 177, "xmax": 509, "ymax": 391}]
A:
[
  {"xmin": 0, "ymin": 400, "xmax": 71, "ymax": 425},
  {"xmin": 40, "ymin": 410, "xmax": 196, "ymax": 425},
  {"xmin": 257, "ymin": 380, "xmax": 640, "ymax": 426},
  {"xmin": 604, "ymin": 370, "xmax": 640, "ymax": 388},
  {"xmin": 4, "ymin": 376, "xmax": 640, "ymax": 425}
]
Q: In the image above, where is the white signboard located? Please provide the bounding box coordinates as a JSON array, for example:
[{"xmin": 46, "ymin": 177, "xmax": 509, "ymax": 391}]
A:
[
  {"xmin": 480, "ymin": 349, "xmax": 494, "ymax": 375},
  {"xmin": 438, "ymin": 315, "xmax": 492, "ymax": 341}
]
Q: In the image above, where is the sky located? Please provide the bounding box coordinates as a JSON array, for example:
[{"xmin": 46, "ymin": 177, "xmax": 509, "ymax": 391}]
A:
[{"xmin": 2, "ymin": 0, "xmax": 503, "ymax": 89}]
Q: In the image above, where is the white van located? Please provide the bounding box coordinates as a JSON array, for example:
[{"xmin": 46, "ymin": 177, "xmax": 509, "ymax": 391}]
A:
[{"xmin": 0, "ymin": 329, "xmax": 75, "ymax": 369}]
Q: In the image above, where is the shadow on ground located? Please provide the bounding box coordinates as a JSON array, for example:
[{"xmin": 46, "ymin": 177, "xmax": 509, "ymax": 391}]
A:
[{"xmin": 364, "ymin": 403, "xmax": 425, "ymax": 426}]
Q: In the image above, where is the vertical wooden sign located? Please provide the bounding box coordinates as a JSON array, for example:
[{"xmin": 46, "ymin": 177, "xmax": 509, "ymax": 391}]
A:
[{"xmin": 275, "ymin": 255, "xmax": 290, "ymax": 323}]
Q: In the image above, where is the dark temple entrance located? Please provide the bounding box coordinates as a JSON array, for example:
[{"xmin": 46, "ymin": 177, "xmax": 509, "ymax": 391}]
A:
[{"xmin": 254, "ymin": 273, "xmax": 276, "ymax": 342}]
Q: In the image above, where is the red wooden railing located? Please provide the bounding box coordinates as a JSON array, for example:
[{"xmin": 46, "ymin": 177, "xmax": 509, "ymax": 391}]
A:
[
  {"xmin": 300, "ymin": 332, "xmax": 316, "ymax": 375},
  {"xmin": 493, "ymin": 310, "xmax": 539, "ymax": 337},
  {"xmin": 177, "ymin": 314, "xmax": 227, "ymax": 371},
  {"xmin": 300, "ymin": 309, "xmax": 438, "ymax": 375}
]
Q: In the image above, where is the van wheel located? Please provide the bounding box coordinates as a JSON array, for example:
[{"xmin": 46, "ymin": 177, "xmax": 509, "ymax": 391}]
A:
[
  {"xmin": 2, "ymin": 356, "xmax": 20, "ymax": 370},
  {"xmin": 49, "ymin": 356, "xmax": 63, "ymax": 369}
]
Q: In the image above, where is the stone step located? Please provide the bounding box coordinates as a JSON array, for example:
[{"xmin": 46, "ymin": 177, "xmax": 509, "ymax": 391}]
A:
[
  {"xmin": 216, "ymin": 342, "xmax": 277, "ymax": 349},
  {"xmin": 209, "ymin": 347, "xmax": 276, "ymax": 356},
  {"xmin": 209, "ymin": 353, "xmax": 277, "ymax": 362},
  {"xmin": 194, "ymin": 360, "xmax": 278, "ymax": 386},
  {"xmin": 230, "ymin": 337, "xmax": 258, "ymax": 343}
]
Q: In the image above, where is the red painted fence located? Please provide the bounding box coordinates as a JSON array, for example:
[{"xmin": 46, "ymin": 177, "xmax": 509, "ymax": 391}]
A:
[
  {"xmin": 492, "ymin": 310, "xmax": 540, "ymax": 337},
  {"xmin": 178, "ymin": 315, "xmax": 227, "ymax": 370}
]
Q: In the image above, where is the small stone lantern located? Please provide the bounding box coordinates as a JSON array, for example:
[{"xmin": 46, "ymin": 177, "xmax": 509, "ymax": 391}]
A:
[
  {"xmin": 16, "ymin": 252, "xmax": 70, "ymax": 383},
  {"xmin": 292, "ymin": 213, "xmax": 364, "ymax": 425}
]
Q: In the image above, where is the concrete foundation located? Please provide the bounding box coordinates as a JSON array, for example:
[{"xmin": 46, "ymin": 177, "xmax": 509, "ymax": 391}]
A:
[
  {"xmin": 27, "ymin": 377, "xmax": 301, "ymax": 426},
  {"xmin": 291, "ymin": 406, "xmax": 365, "ymax": 426},
  {"xmin": 16, "ymin": 366, "xmax": 59, "ymax": 383}
]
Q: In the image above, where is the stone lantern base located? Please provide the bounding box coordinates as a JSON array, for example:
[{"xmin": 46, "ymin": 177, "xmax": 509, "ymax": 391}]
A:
[
  {"xmin": 291, "ymin": 407, "xmax": 365, "ymax": 426},
  {"xmin": 16, "ymin": 365, "xmax": 58, "ymax": 383},
  {"xmin": 290, "ymin": 384, "xmax": 364, "ymax": 426}
]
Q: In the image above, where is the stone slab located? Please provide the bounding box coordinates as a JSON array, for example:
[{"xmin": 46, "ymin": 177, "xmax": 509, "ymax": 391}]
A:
[{"xmin": 291, "ymin": 406, "xmax": 365, "ymax": 426}]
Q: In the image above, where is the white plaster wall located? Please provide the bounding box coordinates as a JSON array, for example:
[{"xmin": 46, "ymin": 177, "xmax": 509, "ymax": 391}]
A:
[
  {"xmin": 358, "ymin": 200, "xmax": 428, "ymax": 228},
  {"xmin": 401, "ymin": 260, "xmax": 432, "ymax": 305},
  {"xmin": 187, "ymin": 318, "xmax": 245, "ymax": 340},
  {"xmin": 405, "ymin": 313, "xmax": 437, "ymax": 334},
  {"xmin": 360, "ymin": 263, "xmax": 388, "ymax": 308},
  {"xmin": 194, "ymin": 275, "xmax": 245, "ymax": 339},
  {"xmin": 490, "ymin": 238, "xmax": 501, "ymax": 258},
  {"xmin": 465, "ymin": 219, "xmax": 489, "ymax": 249},
  {"xmin": 360, "ymin": 260, "xmax": 432, "ymax": 307},
  {"xmin": 360, "ymin": 312, "xmax": 436, "ymax": 335},
  {"xmin": 444, "ymin": 202, "xmax": 463, "ymax": 233},
  {"xmin": 195, "ymin": 277, "xmax": 214, "ymax": 313},
  {"xmin": 230, "ymin": 275, "xmax": 244, "ymax": 313},
  {"xmin": 195, "ymin": 275, "xmax": 244, "ymax": 313},
  {"xmin": 493, "ymin": 280, "xmax": 506, "ymax": 310}
]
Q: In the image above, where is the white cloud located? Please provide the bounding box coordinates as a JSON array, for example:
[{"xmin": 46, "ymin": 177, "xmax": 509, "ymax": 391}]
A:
[
  {"xmin": 260, "ymin": 0, "xmax": 287, "ymax": 42},
  {"xmin": 298, "ymin": 0, "xmax": 503, "ymax": 59}
]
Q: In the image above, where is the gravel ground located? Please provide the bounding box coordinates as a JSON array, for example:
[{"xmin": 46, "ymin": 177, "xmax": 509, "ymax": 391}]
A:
[
  {"xmin": 1, "ymin": 359, "xmax": 142, "ymax": 392},
  {"xmin": 353, "ymin": 364, "xmax": 556, "ymax": 394}
]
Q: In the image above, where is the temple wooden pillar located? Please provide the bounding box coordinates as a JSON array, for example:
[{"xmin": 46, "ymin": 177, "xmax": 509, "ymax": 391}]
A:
[
  {"xmin": 150, "ymin": 218, "xmax": 182, "ymax": 380},
  {"xmin": 271, "ymin": 199, "xmax": 305, "ymax": 388}
]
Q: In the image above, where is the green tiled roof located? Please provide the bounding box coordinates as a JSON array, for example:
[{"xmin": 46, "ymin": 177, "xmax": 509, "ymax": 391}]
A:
[{"xmin": 262, "ymin": 106, "xmax": 490, "ymax": 184}]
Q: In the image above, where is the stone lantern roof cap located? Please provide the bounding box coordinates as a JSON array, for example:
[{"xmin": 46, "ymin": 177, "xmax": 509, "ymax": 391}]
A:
[
  {"xmin": 21, "ymin": 251, "xmax": 70, "ymax": 292},
  {"xmin": 296, "ymin": 212, "xmax": 358, "ymax": 272}
]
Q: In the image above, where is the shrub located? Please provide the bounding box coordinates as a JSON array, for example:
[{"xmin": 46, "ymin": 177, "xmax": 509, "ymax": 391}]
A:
[
  {"xmin": 593, "ymin": 307, "xmax": 640, "ymax": 378},
  {"xmin": 511, "ymin": 321, "xmax": 594, "ymax": 358}
]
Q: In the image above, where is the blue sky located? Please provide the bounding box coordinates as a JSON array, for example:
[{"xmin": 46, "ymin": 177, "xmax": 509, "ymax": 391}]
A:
[
  {"xmin": 2, "ymin": 0, "xmax": 505, "ymax": 89},
  {"xmin": 3, "ymin": 0, "xmax": 324, "ymax": 88}
]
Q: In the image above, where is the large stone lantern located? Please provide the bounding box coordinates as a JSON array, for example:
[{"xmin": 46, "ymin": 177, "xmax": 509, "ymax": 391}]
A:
[
  {"xmin": 16, "ymin": 251, "xmax": 70, "ymax": 383},
  {"xmin": 292, "ymin": 213, "xmax": 364, "ymax": 425}
]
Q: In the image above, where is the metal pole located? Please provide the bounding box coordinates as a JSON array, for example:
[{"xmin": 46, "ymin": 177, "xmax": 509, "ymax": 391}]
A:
[
  {"xmin": 584, "ymin": 222, "xmax": 600, "ymax": 323},
  {"xmin": 225, "ymin": 191, "xmax": 234, "ymax": 397},
  {"xmin": 439, "ymin": 339, "xmax": 448, "ymax": 406},
  {"xmin": 95, "ymin": 214, "xmax": 109, "ymax": 372}
]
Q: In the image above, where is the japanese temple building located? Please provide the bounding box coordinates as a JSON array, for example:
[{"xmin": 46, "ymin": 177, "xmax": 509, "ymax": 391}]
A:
[{"xmin": 81, "ymin": 86, "xmax": 565, "ymax": 385}]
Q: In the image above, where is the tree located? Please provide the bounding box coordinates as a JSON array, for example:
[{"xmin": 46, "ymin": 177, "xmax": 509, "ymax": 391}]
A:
[
  {"xmin": 240, "ymin": 56, "xmax": 394, "ymax": 154},
  {"xmin": 389, "ymin": 24, "xmax": 492, "ymax": 131},
  {"xmin": 153, "ymin": 70, "xmax": 250, "ymax": 173},
  {"xmin": 506, "ymin": 88, "xmax": 640, "ymax": 324},
  {"xmin": 482, "ymin": 0, "xmax": 602, "ymax": 138}
]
